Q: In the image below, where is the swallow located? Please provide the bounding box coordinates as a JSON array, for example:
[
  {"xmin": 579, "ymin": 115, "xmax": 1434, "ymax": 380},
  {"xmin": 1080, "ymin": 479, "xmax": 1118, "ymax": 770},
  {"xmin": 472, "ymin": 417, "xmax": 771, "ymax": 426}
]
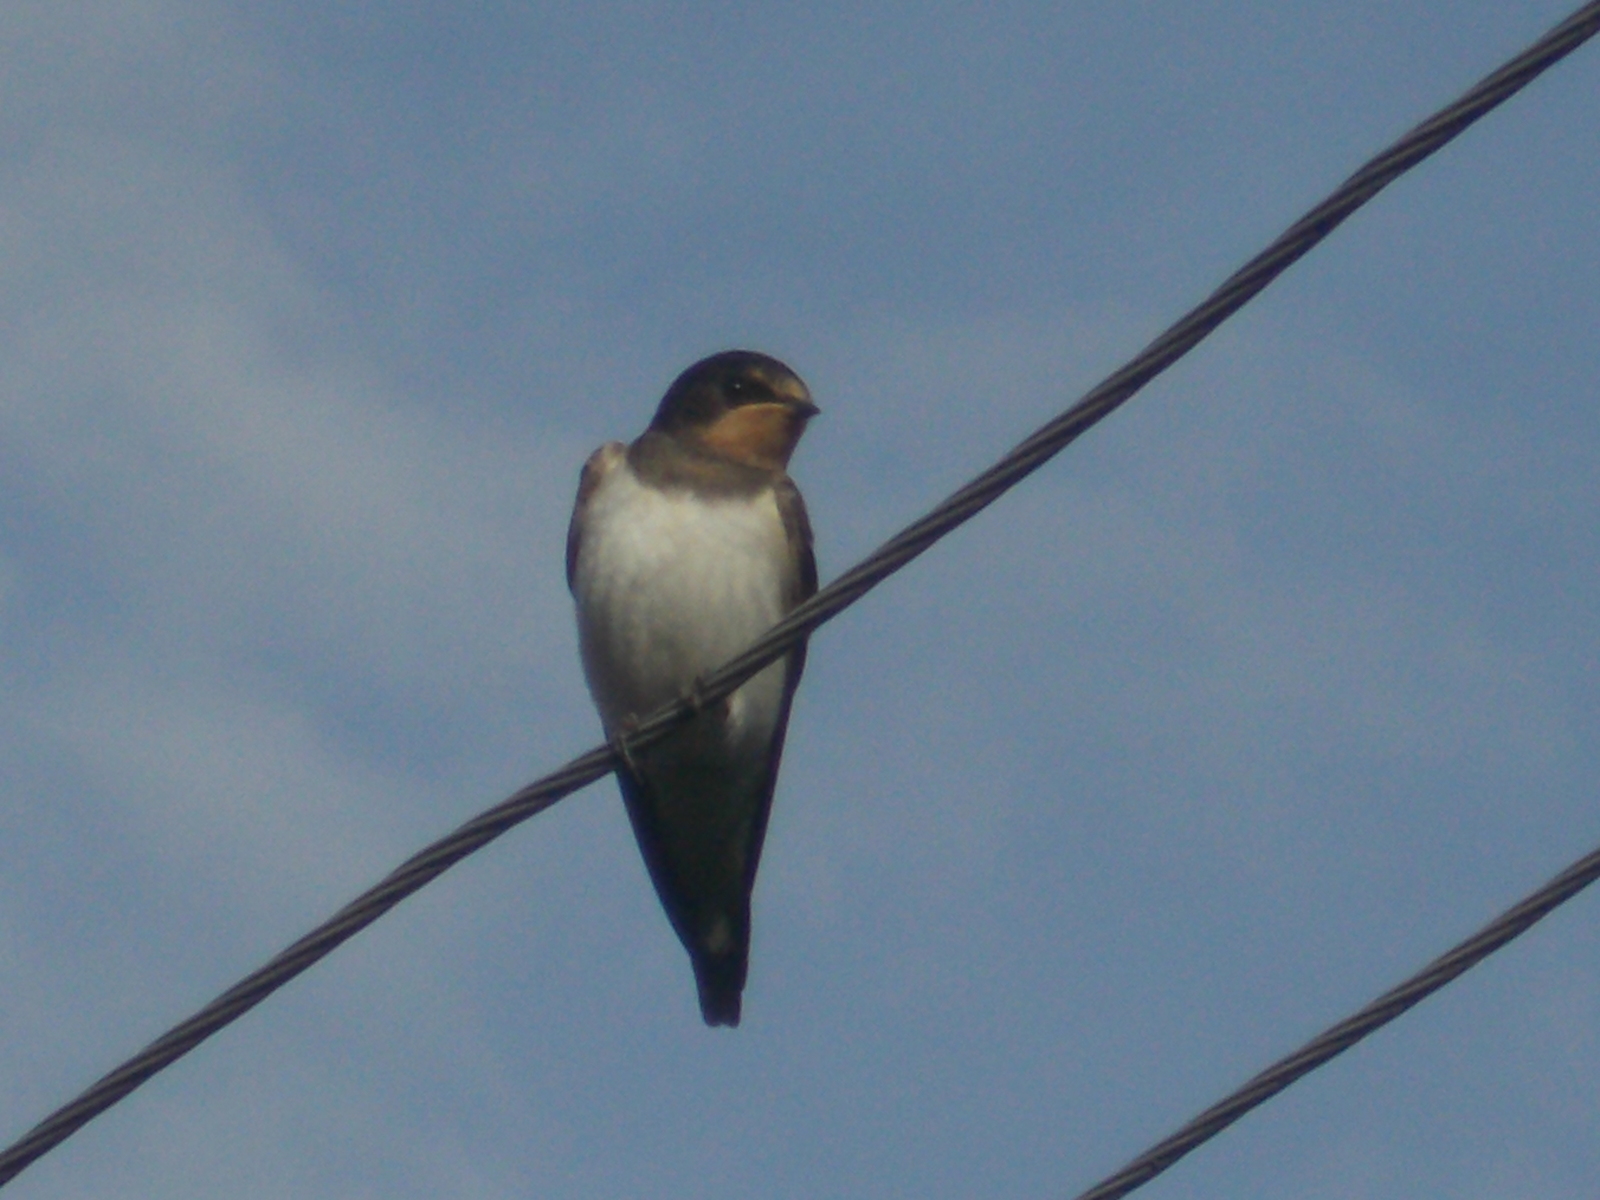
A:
[{"xmin": 567, "ymin": 350, "xmax": 818, "ymax": 1026}]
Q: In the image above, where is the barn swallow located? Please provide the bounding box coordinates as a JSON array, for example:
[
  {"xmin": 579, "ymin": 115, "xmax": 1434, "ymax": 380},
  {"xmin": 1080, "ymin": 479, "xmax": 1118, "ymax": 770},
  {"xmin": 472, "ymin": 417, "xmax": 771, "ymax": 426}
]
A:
[{"xmin": 567, "ymin": 351, "xmax": 818, "ymax": 1026}]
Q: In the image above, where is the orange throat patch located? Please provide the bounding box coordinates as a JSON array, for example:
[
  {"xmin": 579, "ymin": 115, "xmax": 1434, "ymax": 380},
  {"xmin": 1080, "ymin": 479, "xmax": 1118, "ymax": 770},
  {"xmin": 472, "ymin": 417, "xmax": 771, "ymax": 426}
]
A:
[{"xmin": 696, "ymin": 403, "xmax": 809, "ymax": 470}]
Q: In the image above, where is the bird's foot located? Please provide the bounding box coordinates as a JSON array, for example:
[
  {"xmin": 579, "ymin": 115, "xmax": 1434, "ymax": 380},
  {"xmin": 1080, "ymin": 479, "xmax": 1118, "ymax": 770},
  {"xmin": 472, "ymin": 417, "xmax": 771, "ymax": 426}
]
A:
[
  {"xmin": 609, "ymin": 716, "xmax": 643, "ymax": 778},
  {"xmin": 685, "ymin": 675, "xmax": 730, "ymax": 721}
]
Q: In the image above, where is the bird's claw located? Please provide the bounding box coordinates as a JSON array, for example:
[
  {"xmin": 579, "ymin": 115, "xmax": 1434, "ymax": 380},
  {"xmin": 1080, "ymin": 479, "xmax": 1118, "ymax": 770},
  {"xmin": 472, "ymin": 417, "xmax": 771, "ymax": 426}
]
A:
[
  {"xmin": 610, "ymin": 716, "xmax": 643, "ymax": 778},
  {"xmin": 685, "ymin": 675, "xmax": 730, "ymax": 721}
]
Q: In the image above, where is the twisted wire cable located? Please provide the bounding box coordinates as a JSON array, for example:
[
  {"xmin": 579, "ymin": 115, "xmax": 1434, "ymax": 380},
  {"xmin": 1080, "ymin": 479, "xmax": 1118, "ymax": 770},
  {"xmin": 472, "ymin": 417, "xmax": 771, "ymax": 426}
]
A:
[
  {"xmin": 3, "ymin": 1, "xmax": 1597, "ymax": 1186},
  {"xmin": 1069, "ymin": 842, "xmax": 1600, "ymax": 1200}
]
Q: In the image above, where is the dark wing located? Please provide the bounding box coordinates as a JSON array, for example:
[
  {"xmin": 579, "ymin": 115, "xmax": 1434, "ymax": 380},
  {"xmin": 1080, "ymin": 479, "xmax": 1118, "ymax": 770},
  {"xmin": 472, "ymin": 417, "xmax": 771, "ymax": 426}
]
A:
[
  {"xmin": 738, "ymin": 475, "xmax": 817, "ymax": 892},
  {"xmin": 776, "ymin": 476, "xmax": 818, "ymax": 609},
  {"xmin": 613, "ymin": 763, "xmax": 751, "ymax": 1026},
  {"xmin": 566, "ymin": 442, "xmax": 625, "ymax": 592}
]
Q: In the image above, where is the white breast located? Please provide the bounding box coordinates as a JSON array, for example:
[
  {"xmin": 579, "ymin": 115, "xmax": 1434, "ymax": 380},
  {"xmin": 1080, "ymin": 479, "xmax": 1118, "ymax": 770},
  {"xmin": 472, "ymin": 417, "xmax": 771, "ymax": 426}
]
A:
[{"xmin": 573, "ymin": 464, "xmax": 795, "ymax": 750}]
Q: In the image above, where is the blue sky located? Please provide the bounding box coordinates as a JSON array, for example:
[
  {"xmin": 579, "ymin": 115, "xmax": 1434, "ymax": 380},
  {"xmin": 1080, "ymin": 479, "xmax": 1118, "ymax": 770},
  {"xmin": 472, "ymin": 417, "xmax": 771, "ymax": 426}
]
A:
[{"xmin": 3, "ymin": 3, "xmax": 1598, "ymax": 1196}]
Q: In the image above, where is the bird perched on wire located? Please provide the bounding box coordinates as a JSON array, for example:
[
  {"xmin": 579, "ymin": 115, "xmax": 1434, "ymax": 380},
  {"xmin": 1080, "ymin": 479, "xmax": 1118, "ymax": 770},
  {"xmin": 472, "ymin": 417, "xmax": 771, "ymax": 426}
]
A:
[{"xmin": 567, "ymin": 351, "xmax": 819, "ymax": 1026}]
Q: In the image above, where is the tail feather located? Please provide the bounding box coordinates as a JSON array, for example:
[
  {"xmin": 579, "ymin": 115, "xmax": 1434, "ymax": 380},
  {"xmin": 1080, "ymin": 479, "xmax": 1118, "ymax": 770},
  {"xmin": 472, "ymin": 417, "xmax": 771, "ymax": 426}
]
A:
[{"xmin": 693, "ymin": 950, "xmax": 746, "ymax": 1027}]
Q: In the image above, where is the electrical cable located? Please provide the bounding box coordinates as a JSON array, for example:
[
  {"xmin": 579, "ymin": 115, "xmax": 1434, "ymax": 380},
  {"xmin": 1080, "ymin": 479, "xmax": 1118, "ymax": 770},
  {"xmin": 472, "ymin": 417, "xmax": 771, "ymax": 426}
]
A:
[
  {"xmin": 1067, "ymin": 842, "xmax": 1600, "ymax": 1200},
  {"xmin": 2, "ymin": 0, "xmax": 1597, "ymax": 1187}
]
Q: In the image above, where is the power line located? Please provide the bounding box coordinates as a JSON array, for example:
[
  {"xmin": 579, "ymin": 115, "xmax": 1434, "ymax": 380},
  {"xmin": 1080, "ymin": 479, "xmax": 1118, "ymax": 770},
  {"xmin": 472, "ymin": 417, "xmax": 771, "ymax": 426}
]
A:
[
  {"xmin": 3, "ymin": 0, "xmax": 1598, "ymax": 1188},
  {"xmin": 1068, "ymin": 842, "xmax": 1600, "ymax": 1200}
]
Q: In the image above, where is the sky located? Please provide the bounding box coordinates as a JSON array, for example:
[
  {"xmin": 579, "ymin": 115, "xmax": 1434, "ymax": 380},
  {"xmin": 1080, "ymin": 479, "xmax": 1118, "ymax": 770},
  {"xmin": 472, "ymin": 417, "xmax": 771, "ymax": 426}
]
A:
[{"xmin": 2, "ymin": 2, "xmax": 1598, "ymax": 1197}]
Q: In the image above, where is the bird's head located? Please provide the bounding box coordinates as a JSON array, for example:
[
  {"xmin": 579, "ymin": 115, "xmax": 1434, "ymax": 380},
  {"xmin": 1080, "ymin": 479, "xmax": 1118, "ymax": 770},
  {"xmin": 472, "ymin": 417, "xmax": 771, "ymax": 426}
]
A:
[{"xmin": 650, "ymin": 350, "xmax": 819, "ymax": 471}]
